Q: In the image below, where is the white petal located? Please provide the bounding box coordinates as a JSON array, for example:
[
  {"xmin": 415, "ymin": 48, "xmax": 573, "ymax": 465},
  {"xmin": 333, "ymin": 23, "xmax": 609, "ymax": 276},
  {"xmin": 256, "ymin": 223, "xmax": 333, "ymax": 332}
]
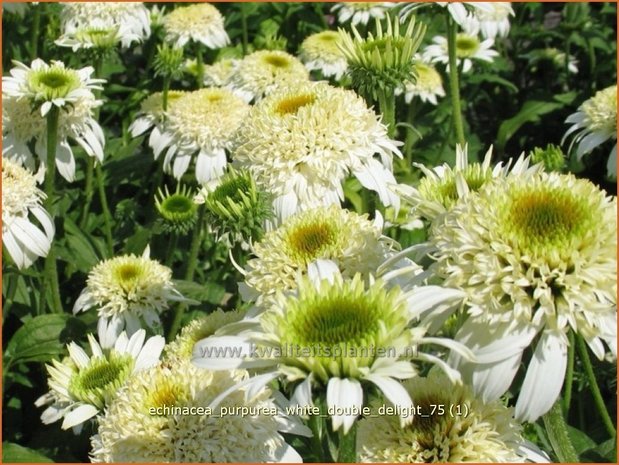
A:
[
  {"xmin": 124, "ymin": 329, "xmax": 146, "ymax": 357},
  {"xmin": 61, "ymin": 404, "xmax": 98, "ymax": 429},
  {"xmin": 326, "ymin": 377, "xmax": 363, "ymax": 433},
  {"xmin": 364, "ymin": 374, "xmax": 414, "ymax": 425},
  {"xmin": 67, "ymin": 343, "xmax": 90, "ymax": 369},
  {"xmin": 133, "ymin": 335, "xmax": 165, "ymax": 371},
  {"xmin": 515, "ymin": 331, "xmax": 567, "ymax": 422},
  {"xmin": 307, "ymin": 259, "xmax": 341, "ymax": 287}
]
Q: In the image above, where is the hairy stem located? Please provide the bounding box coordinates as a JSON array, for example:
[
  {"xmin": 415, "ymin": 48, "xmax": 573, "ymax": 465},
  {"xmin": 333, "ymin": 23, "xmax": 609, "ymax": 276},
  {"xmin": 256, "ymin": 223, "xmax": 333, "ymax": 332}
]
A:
[
  {"xmin": 446, "ymin": 13, "xmax": 465, "ymax": 147},
  {"xmin": 543, "ymin": 400, "xmax": 579, "ymax": 463}
]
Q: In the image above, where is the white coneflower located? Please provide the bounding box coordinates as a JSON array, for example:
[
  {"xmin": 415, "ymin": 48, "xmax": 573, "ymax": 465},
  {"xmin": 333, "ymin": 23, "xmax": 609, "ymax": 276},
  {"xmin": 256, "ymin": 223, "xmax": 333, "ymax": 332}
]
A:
[
  {"xmin": 163, "ymin": 3, "xmax": 229, "ymax": 49},
  {"xmin": 299, "ymin": 30, "xmax": 348, "ymax": 80},
  {"xmin": 35, "ymin": 329, "xmax": 164, "ymax": 431},
  {"xmin": 59, "ymin": 2, "xmax": 150, "ymax": 48},
  {"xmin": 232, "ymin": 81, "xmax": 402, "ymax": 222},
  {"xmin": 423, "ymin": 33, "xmax": 499, "ymax": 73},
  {"xmin": 90, "ymin": 363, "xmax": 307, "ymax": 462},
  {"xmin": 3, "ymin": 59, "xmax": 104, "ymax": 116},
  {"xmin": 430, "ymin": 172, "xmax": 617, "ymax": 422},
  {"xmin": 226, "ymin": 50, "xmax": 310, "ymax": 102},
  {"xmin": 357, "ymin": 370, "xmax": 547, "ymax": 463},
  {"xmin": 56, "ymin": 25, "xmax": 129, "ymax": 51},
  {"xmin": 3, "ymin": 89, "xmax": 105, "ymax": 182},
  {"xmin": 470, "ymin": 2, "xmax": 515, "ymax": 39},
  {"xmin": 149, "ymin": 88, "xmax": 250, "ymax": 183},
  {"xmin": 193, "ymin": 262, "xmax": 471, "ymax": 434},
  {"xmin": 164, "ymin": 309, "xmax": 245, "ymax": 364},
  {"xmin": 202, "ymin": 58, "xmax": 240, "ymax": 87},
  {"xmin": 397, "ymin": 61, "xmax": 445, "ymax": 105},
  {"xmin": 242, "ymin": 205, "xmax": 395, "ymax": 306},
  {"xmin": 2, "ymin": 158, "xmax": 54, "ymax": 269},
  {"xmin": 331, "ymin": 2, "xmax": 397, "ymax": 26},
  {"xmin": 128, "ymin": 90, "xmax": 186, "ymax": 141},
  {"xmin": 73, "ymin": 247, "xmax": 186, "ymax": 336},
  {"xmin": 396, "ymin": 145, "xmax": 540, "ymax": 226},
  {"xmin": 563, "ymin": 85, "xmax": 617, "ymax": 178}
]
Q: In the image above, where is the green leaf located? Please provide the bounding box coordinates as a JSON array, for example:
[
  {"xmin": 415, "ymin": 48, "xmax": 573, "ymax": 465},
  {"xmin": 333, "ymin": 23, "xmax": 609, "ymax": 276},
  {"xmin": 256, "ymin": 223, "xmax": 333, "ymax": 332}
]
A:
[
  {"xmin": 173, "ymin": 279, "xmax": 226, "ymax": 305},
  {"xmin": 581, "ymin": 438, "xmax": 617, "ymax": 462},
  {"xmin": 5, "ymin": 314, "xmax": 69, "ymax": 364},
  {"xmin": 60, "ymin": 217, "xmax": 101, "ymax": 271},
  {"xmin": 566, "ymin": 426, "xmax": 596, "ymax": 454},
  {"xmin": 497, "ymin": 100, "xmax": 564, "ymax": 152},
  {"xmin": 2, "ymin": 442, "xmax": 54, "ymax": 463},
  {"xmin": 467, "ymin": 73, "xmax": 518, "ymax": 93}
]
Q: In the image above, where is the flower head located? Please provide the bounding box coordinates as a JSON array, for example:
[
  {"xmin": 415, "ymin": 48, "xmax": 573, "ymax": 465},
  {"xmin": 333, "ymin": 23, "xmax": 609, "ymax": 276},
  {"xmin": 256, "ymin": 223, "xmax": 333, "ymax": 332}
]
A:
[
  {"xmin": 128, "ymin": 90, "xmax": 186, "ymax": 139},
  {"xmin": 431, "ymin": 172, "xmax": 617, "ymax": 421},
  {"xmin": 164, "ymin": 309, "xmax": 245, "ymax": 364},
  {"xmin": 396, "ymin": 145, "xmax": 539, "ymax": 226},
  {"xmin": 423, "ymin": 33, "xmax": 499, "ymax": 73},
  {"xmin": 150, "ymin": 88, "xmax": 250, "ymax": 183},
  {"xmin": 530, "ymin": 144, "xmax": 566, "ymax": 172},
  {"xmin": 3, "ymin": 85, "xmax": 105, "ymax": 182},
  {"xmin": 59, "ymin": 2, "xmax": 151, "ymax": 48},
  {"xmin": 331, "ymin": 2, "xmax": 397, "ymax": 26},
  {"xmin": 242, "ymin": 205, "xmax": 394, "ymax": 305},
  {"xmin": 197, "ymin": 168, "xmax": 273, "ymax": 244},
  {"xmin": 357, "ymin": 370, "xmax": 543, "ymax": 462},
  {"xmin": 226, "ymin": 50, "xmax": 310, "ymax": 102},
  {"xmin": 155, "ymin": 184, "xmax": 198, "ymax": 235},
  {"xmin": 338, "ymin": 14, "xmax": 426, "ymax": 99},
  {"xmin": 163, "ymin": 3, "xmax": 229, "ymax": 49},
  {"xmin": 202, "ymin": 58, "xmax": 240, "ymax": 87},
  {"xmin": 90, "ymin": 363, "xmax": 304, "ymax": 462},
  {"xmin": 73, "ymin": 247, "xmax": 186, "ymax": 335},
  {"xmin": 397, "ymin": 61, "xmax": 445, "ymax": 105},
  {"xmin": 3, "ymin": 59, "xmax": 104, "ymax": 116},
  {"xmin": 564, "ymin": 85, "xmax": 617, "ymax": 178},
  {"xmin": 193, "ymin": 263, "xmax": 470, "ymax": 434},
  {"xmin": 35, "ymin": 329, "xmax": 164, "ymax": 431},
  {"xmin": 2, "ymin": 158, "xmax": 54, "ymax": 269},
  {"xmin": 299, "ymin": 30, "xmax": 348, "ymax": 80},
  {"xmin": 232, "ymin": 81, "xmax": 402, "ymax": 221}
]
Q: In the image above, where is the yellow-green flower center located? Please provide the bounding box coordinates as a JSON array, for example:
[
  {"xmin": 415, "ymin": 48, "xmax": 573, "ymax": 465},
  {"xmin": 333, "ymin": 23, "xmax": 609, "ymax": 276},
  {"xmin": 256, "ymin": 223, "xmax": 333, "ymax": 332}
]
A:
[
  {"xmin": 419, "ymin": 165, "xmax": 492, "ymax": 211},
  {"xmin": 286, "ymin": 221, "xmax": 337, "ymax": 264},
  {"xmin": 145, "ymin": 380, "xmax": 188, "ymax": 415},
  {"xmin": 275, "ymin": 93, "xmax": 316, "ymax": 115},
  {"xmin": 69, "ymin": 354, "xmax": 134, "ymax": 409},
  {"xmin": 499, "ymin": 185, "xmax": 594, "ymax": 261},
  {"xmin": 455, "ymin": 34, "xmax": 480, "ymax": 58},
  {"xmin": 116, "ymin": 263, "xmax": 142, "ymax": 283},
  {"xmin": 28, "ymin": 67, "xmax": 80, "ymax": 102},
  {"xmin": 583, "ymin": 85, "xmax": 617, "ymax": 134},
  {"xmin": 262, "ymin": 54, "xmax": 291, "ymax": 68}
]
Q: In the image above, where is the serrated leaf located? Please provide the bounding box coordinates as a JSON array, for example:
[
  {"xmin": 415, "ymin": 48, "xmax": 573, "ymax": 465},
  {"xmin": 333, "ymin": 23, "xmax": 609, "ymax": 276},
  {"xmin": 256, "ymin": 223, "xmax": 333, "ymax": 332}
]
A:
[
  {"xmin": 566, "ymin": 425, "xmax": 596, "ymax": 454},
  {"xmin": 2, "ymin": 442, "xmax": 54, "ymax": 463},
  {"xmin": 5, "ymin": 314, "xmax": 69, "ymax": 364}
]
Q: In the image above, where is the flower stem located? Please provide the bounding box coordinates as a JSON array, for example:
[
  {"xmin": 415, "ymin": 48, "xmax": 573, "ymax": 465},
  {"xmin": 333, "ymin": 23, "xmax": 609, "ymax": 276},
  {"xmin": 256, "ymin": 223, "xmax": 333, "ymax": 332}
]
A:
[
  {"xmin": 576, "ymin": 334, "xmax": 616, "ymax": 437},
  {"xmin": 79, "ymin": 157, "xmax": 95, "ymax": 229},
  {"xmin": 240, "ymin": 6, "xmax": 249, "ymax": 56},
  {"xmin": 167, "ymin": 206, "xmax": 205, "ymax": 341},
  {"xmin": 196, "ymin": 46, "xmax": 204, "ymax": 89},
  {"xmin": 542, "ymin": 400, "xmax": 579, "ymax": 463},
  {"xmin": 96, "ymin": 163, "xmax": 114, "ymax": 256},
  {"xmin": 162, "ymin": 75, "xmax": 171, "ymax": 112},
  {"xmin": 43, "ymin": 106, "xmax": 63, "ymax": 314},
  {"xmin": 562, "ymin": 330, "xmax": 575, "ymax": 414},
  {"xmin": 377, "ymin": 89, "xmax": 396, "ymax": 138},
  {"xmin": 337, "ymin": 423, "xmax": 358, "ymax": 463},
  {"xmin": 30, "ymin": 4, "xmax": 41, "ymax": 60},
  {"xmin": 446, "ymin": 13, "xmax": 465, "ymax": 147},
  {"xmin": 308, "ymin": 408, "xmax": 326, "ymax": 461}
]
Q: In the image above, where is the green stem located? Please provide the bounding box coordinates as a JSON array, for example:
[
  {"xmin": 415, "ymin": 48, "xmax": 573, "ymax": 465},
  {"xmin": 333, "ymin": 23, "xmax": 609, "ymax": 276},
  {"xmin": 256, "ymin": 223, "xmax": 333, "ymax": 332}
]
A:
[
  {"xmin": 377, "ymin": 89, "xmax": 396, "ymax": 138},
  {"xmin": 543, "ymin": 400, "xmax": 579, "ymax": 463},
  {"xmin": 30, "ymin": 4, "xmax": 41, "ymax": 60},
  {"xmin": 446, "ymin": 13, "xmax": 465, "ymax": 147},
  {"xmin": 308, "ymin": 409, "xmax": 326, "ymax": 461},
  {"xmin": 240, "ymin": 7, "xmax": 249, "ymax": 56},
  {"xmin": 562, "ymin": 331, "xmax": 575, "ymax": 415},
  {"xmin": 95, "ymin": 163, "xmax": 114, "ymax": 256},
  {"xmin": 2, "ymin": 271, "xmax": 19, "ymax": 320},
  {"xmin": 167, "ymin": 206, "xmax": 205, "ymax": 341},
  {"xmin": 43, "ymin": 107, "xmax": 62, "ymax": 314},
  {"xmin": 196, "ymin": 47, "xmax": 204, "ymax": 89},
  {"xmin": 79, "ymin": 157, "xmax": 95, "ymax": 229},
  {"xmin": 403, "ymin": 102, "xmax": 416, "ymax": 163},
  {"xmin": 576, "ymin": 334, "xmax": 616, "ymax": 436},
  {"xmin": 164, "ymin": 233, "xmax": 178, "ymax": 267},
  {"xmin": 162, "ymin": 76, "xmax": 171, "ymax": 112},
  {"xmin": 337, "ymin": 423, "xmax": 358, "ymax": 463}
]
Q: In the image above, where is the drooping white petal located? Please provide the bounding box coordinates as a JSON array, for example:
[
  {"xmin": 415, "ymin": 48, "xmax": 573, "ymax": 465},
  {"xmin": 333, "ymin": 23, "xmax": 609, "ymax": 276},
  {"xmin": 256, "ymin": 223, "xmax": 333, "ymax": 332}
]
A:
[
  {"xmin": 61, "ymin": 404, "xmax": 98, "ymax": 429},
  {"xmin": 326, "ymin": 377, "xmax": 363, "ymax": 433}
]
